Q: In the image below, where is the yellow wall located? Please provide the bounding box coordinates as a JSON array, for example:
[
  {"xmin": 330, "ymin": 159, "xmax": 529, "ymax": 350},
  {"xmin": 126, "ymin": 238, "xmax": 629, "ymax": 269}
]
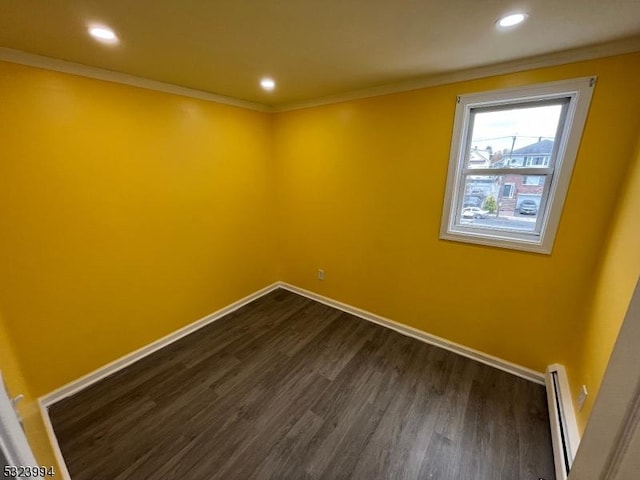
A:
[
  {"xmin": 0, "ymin": 308, "xmax": 58, "ymax": 467},
  {"xmin": 0, "ymin": 61, "xmax": 277, "ymax": 398},
  {"xmin": 2, "ymin": 51, "xmax": 640, "ymax": 460},
  {"xmin": 566, "ymin": 132, "xmax": 640, "ymax": 432},
  {"xmin": 273, "ymin": 52, "xmax": 640, "ymax": 374}
]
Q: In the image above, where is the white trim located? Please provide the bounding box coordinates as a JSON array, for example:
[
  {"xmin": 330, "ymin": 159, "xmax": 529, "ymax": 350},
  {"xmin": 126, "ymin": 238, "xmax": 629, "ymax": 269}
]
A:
[
  {"xmin": 602, "ymin": 383, "xmax": 640, "ymax": 480},
  {"xmin": 35, "ymin": 280, "xmax": 545, "ymax": 477},
  {"xmin": 273, "ymin": 35, "xmax": 640, "ymax": 112},
  {"xmin": 2, "ymin": 36, "xmax": 639, "ymax": 115},
  {"xmin": 278, "ymin": 282, "xmax": 544, "ymax": 384},
  {"xmin": 0, "ymin": 373, "xmax": 40, "ymax": 476},
  {"xmin": 0, "ymin": 48, "xmax": 270, "ymax": 113},
  {"xmin": 569, "ymin": 278, "xmax": 640, "ymax": 480},
  {"xmin": 38, "ymin": 282, "xmax": 280, "ymax": 480},
  {"xmin": 37, "ymin": 281, "xmax": 542, "ymax": 406},
  {"xmin": 545, "ymin": 363, "xmax": 581, "ymax": 480},
  {"xmin": 440, "ymin": 77, "xmax": 595, "ymax": 254},
  {"xmin": 39, "ymin": 282, "xmax": 280, "ymax": 407},
  {"xmin": 38, "ymin": 403, "xmax": 71, "ymax": 480}
]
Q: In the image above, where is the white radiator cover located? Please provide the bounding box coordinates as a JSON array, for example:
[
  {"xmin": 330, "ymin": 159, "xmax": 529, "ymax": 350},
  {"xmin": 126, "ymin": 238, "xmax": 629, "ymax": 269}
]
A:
[{"xmin": 545, "ymin": 363, "xmax": 581, "ymax": 480}]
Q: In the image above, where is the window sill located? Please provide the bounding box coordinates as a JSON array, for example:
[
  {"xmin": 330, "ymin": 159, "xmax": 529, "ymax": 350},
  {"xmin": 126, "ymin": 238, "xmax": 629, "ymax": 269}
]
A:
[{"xmin": 440, "ymin": 229, "xmax": 551, "ymax": 254}]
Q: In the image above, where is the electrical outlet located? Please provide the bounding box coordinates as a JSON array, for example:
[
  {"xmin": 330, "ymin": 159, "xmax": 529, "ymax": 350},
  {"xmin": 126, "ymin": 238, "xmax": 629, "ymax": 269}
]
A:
[
  {"xmin": 317, "ymin": 269, "xmax": 325, "ymax": 280},
  {"xmin": 577, "ymin": 384, "xmax": 588, "ymax": 411}
]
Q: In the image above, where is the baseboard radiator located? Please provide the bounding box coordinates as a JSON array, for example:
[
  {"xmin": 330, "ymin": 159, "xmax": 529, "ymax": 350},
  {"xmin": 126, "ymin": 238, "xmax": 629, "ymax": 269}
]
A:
[{"xmin": 545, "ymin": 364, "xmax": 580, "ymax": 480}]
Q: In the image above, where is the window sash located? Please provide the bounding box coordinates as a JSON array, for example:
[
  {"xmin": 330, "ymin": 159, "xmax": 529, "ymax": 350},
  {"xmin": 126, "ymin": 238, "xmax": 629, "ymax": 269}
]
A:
[{"xmin": 452, "ymin": 95, "xmax": 571, "ymax": 238}]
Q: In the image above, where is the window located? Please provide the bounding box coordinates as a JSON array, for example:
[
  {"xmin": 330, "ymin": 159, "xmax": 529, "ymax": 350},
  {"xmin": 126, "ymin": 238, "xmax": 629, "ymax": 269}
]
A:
[
  {"xmin": 523, "ymin": 156, "xmax": 547, "ymax": 166},
  {"xmin": 440, "ymin": 77, "xmax": 595, "ymax": 253},
  {"xmin": 523, "ymin": 176, "xmax": 541, "ymax": 186}
]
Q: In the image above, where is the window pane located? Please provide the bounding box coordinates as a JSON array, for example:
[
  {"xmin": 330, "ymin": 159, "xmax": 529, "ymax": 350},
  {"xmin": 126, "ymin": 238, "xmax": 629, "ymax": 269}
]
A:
[
  {"xmin": 523, "ymin": 175, "xmax": 541, "ymax": 185},
  {"xmin": 460, "ymin": 175, "xmax": 546, "ymax": 232},
  {"xmin": 466, "ymin": 103, "xmax": 563, "ymax": 169}
]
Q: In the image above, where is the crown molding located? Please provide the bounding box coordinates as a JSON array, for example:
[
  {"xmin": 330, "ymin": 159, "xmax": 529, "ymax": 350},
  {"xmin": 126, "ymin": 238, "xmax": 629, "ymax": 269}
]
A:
[
  {"xmin": 2, "ymin": 35, "xmax": 640, "ymax": 115},
  {"xmin": 273, "ymin": 35, "xmax": 640, "ymax": 112},
  {"xmin": 0, "ymin": 47, "xmax": 271, "ymax": 113}
]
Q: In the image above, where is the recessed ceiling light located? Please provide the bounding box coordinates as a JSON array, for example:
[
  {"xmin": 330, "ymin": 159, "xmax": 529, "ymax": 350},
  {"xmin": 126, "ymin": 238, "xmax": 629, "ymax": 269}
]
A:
[
  {"xmin": 497, "ymin": 13, "xmax": 527, "ymax": 28},
  {"xmin": 88, "ymin": 25, "xmax": 118, "ymax": 44},
  {"xmin": 260, "ymin": 78, "xmax": 276, "ymax": 91}
]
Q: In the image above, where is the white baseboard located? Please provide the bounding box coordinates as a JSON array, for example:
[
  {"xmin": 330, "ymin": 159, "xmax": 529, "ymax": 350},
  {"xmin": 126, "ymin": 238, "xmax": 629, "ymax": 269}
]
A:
[
  {"xmin": 545, "ymin": 363, "xmax": 580, "ymax": 480},
  {"xmin": 38, "ymin": 401, "xmax": 72, "ymax": 480},
  {"xmin": 37, "ymin": 279, "xmax": 546, "ymax": 479},
  {"xmin": 278, "ymin": 282, "xmax": 545, "ymax": 385},
  {"xmin": 39, "ymin": 282, "xmax": 280, "ymax": 408},
  {"xmin": 39, "ymin": 280, "xmax": 546, "ymax": 407},
  {"xmin": 38, "ymin": 282, "xmax": 281, "ymax": 480}
]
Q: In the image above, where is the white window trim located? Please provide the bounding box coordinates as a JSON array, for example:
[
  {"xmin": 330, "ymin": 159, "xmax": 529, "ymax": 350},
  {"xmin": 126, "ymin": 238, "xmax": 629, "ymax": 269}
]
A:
[{"xmin": 440, "ymin": 77, "xmax": 595, "ymax": 254}]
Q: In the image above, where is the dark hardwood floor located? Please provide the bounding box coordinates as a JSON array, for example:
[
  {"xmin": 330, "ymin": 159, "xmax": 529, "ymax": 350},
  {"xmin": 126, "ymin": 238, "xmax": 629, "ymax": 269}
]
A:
[{"xmin": 49, "ymin": 289, "xmax": 555, "ymax": 480}]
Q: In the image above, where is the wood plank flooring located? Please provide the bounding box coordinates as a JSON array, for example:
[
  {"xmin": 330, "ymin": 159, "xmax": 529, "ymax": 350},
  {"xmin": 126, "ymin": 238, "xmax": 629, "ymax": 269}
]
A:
[{"xmin": 49, "ymin": 289, "xmax": 555, "ymax": 480}]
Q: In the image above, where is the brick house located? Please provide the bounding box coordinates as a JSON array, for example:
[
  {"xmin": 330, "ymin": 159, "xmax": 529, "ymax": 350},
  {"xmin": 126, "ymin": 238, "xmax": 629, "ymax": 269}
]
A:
[{"xmin": 497, "ymin": 139, "xmax": 552, "ymax": 215}]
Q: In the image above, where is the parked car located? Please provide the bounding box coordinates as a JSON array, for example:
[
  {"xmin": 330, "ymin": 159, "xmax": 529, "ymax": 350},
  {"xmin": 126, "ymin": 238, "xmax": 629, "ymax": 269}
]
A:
[
  {"xmin": 519, "ymin": 200, "xmax": 538, "ymax": 215},
  {"xmin": 461, "ymin": 207, "xmax": 489, "ymax": 219}
]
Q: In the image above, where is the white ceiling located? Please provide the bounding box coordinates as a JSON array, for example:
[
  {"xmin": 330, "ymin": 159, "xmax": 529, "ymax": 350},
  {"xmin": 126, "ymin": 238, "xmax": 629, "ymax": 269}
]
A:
[{"xmin": 1, "ymin": 0, "xmax": 639, "ymax": 107}]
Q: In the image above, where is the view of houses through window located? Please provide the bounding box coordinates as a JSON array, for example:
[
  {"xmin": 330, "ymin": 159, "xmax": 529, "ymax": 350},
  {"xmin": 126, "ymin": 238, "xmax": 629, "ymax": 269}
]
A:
[{"xmin": 459, "ymin": 102, "xmax": 563, "ymax": 233}]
